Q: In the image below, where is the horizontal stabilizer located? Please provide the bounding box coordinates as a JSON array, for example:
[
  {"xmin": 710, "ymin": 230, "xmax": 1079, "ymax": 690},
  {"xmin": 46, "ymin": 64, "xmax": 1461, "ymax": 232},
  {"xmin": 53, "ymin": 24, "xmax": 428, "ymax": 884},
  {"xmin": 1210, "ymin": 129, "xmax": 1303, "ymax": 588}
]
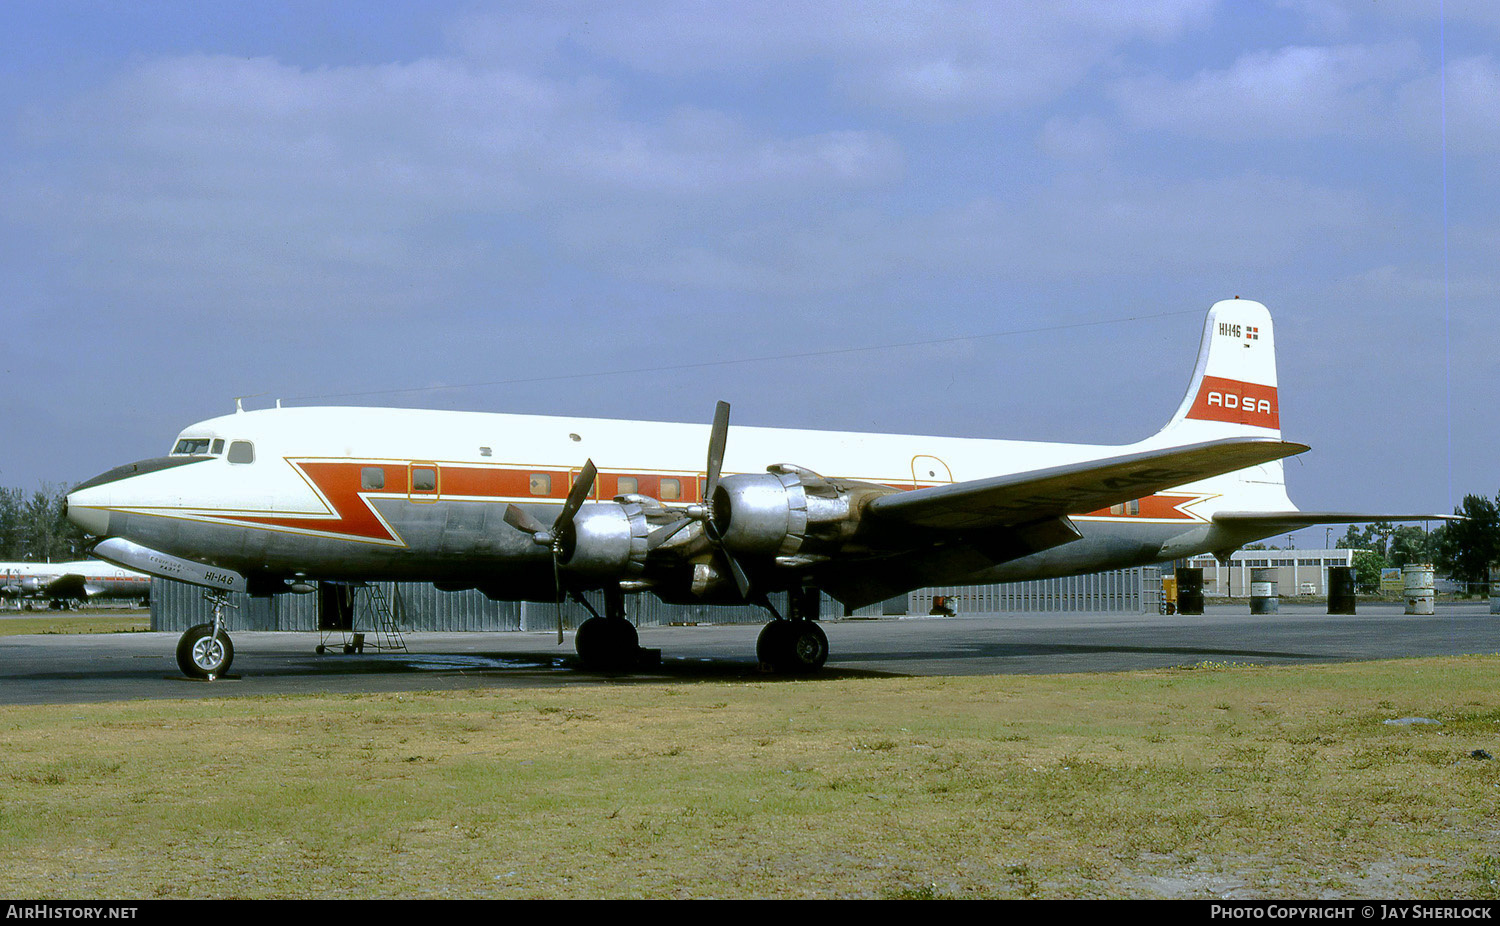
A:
[
  {"xmin": 1213, "ymin": 511, "xmax": 1460, "ymax": 534},
  {"xmin": 868, "ymin": 437, "xmax": 1308, "ymax": 531}
]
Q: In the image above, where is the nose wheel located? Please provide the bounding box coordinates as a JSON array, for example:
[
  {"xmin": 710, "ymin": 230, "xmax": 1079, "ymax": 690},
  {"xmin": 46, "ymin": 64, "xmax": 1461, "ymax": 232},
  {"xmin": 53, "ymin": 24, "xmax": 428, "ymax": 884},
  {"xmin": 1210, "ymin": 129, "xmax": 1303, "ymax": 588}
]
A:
[{"xmin": 175, "ymin": 592, "xmax": 235, "ymax": 679}]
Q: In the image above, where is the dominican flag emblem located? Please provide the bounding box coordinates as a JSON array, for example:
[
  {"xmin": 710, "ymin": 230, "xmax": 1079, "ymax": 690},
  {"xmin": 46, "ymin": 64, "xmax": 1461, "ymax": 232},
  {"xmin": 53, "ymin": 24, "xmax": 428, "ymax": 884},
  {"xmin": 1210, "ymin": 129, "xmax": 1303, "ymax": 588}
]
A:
[{"xmin": 1244, "ymin": 325, "xmax": 1259, "ymax": 346}]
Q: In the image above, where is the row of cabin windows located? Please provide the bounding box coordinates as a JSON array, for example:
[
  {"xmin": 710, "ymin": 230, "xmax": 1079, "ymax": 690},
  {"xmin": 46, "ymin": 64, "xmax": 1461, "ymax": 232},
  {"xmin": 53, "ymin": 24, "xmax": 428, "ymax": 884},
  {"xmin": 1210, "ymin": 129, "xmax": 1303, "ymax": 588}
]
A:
[
  {"xmin": 173, "ymin": 438, "xmax": 254, "ymax": 464},
  {"xmin": 529, "ymin": 473, "xmax": 683, "ymax": 500},
  {"xmin": 1109, "ymin": 499, "xmax": 1142, "ymax": 516},
  {"xmin": 360, "ymin": 467, "xmax": 436, "ymax": 491},
  {"xmin": 358, "ymin": 466, "xmax": 686, "ymax": 500}
]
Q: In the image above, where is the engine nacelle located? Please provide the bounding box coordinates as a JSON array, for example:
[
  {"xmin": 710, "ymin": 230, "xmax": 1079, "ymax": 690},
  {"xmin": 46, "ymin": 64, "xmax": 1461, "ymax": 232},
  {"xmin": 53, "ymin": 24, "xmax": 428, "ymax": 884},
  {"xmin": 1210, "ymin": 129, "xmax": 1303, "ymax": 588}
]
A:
[
  {"xmin": 557, "ymin": 498, "xmax": 650, "ymax": 580},
  {"xmin": 710, "ymin": 464, "xmax": 865, "ymax": 558}
]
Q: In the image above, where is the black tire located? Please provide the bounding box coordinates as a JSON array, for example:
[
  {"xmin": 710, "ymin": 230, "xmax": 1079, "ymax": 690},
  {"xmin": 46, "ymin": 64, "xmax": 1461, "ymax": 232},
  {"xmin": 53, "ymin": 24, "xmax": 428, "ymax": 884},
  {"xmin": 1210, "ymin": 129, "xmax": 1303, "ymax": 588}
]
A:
[
  {"xmin": 758, "ymin": 620, "xmax": 828, "ymax": 674},
  {"xmin": 176, "ymin": 623, "xmax": 234, "ymax": 679},
  {"xmin": 575, "ymin": 617, "xmax": 639, "ymax": 671}
]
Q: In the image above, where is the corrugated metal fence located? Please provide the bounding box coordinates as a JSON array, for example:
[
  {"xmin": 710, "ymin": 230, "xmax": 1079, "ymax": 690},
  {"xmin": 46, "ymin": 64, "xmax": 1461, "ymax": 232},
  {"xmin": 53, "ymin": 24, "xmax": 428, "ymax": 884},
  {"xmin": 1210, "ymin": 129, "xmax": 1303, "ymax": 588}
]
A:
[
  {"xmin": 151, "ymin": 566, "xmax": 1161, "ymax": 632},
  {"xmin": 910, "ymin": 567, "xmax": 1160, "ymax": 615}
]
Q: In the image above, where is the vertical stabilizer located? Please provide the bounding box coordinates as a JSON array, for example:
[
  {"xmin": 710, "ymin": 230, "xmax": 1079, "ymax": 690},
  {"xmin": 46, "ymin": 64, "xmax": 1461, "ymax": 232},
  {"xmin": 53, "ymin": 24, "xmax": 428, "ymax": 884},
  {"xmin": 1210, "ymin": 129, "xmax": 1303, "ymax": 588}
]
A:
[
  {"xmin": 1153, "ymin": 298, "xmax": 1280, "ymax": 444},
  {"xmin": 1140, "ymin": 298, "xmax": 1296, "ymax": 520}
]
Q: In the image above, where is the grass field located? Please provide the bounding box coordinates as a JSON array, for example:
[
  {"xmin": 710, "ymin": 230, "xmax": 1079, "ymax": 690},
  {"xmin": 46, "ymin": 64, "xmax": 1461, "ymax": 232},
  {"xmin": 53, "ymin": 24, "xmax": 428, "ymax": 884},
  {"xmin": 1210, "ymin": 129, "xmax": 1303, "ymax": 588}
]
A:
[
  {"xmin": 0, "ymin": 611, "xmax": 149, "ymax": 636},
  {"xmin": 1, "ymin": 655, "xmax": 1497, "ymax": 899}
]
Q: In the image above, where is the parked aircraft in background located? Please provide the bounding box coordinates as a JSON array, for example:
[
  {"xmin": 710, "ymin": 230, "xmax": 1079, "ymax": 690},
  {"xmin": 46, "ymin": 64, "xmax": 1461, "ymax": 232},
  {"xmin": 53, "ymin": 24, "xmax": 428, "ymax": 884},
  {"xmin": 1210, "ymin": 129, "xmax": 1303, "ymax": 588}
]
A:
[
  {"xmin": 65, "ymin": 299, "xmax": 1444, "ymax": 678},
  {"xmin": 0, "ymin": 560, "xmax": 152, "ymax": 609}
]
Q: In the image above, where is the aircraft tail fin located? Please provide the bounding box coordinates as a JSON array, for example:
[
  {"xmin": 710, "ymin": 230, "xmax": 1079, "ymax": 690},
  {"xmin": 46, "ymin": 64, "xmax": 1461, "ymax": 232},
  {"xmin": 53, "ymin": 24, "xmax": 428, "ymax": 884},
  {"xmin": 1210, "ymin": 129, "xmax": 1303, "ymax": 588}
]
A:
[
  {"xmin": 1153, "ymin": 298, "xmax": 1281, "ymax": 444},
  {"xmin": 1139, "ymin": 299, "xmax": 1295, "ymax": 518}
]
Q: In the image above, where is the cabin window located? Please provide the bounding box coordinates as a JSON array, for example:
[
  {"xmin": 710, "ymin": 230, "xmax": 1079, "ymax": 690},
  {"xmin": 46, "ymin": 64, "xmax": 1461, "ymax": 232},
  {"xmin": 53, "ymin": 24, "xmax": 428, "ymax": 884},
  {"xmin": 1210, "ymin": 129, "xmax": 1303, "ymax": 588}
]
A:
[
  {"xmin": 227, "ymin": 441, "xmax": 255, "ymax": 464},
  {"xmin": 1126, "ymin": 499, "xmax": 1140, "ymax": 516},
  {"xmin": 411, "ymin": 467, "xmax": 437, "ymax": 492},
  {"xmin": 173, "ymin": 438, "xmax": 212, "ymax": 455},
  {"xmin": 660, "ymin": 477, "xmax": 681, "ymax": 501},
  {"xmin": 1109, "ymin": 503, "xmax": 1125, "ymax": 516},
  {"xmin": 361, "ymin": 467, "xmax": 386, "ymax": 490},
  {"xmin": 530, "ymin": 473, "xmax": 551, "ymax": 496},
  {"xmin": 617, "ymin": 476, "xmax": 638, "ymax": 496}
]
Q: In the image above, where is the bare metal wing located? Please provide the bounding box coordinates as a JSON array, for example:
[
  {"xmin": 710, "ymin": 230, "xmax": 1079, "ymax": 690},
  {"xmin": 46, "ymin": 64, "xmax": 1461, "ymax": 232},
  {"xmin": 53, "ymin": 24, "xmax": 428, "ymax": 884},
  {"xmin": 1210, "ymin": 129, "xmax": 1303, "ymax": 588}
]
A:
[{"xmin": 866, "ymin": 438, "xmax": 1310, "ymax": 530}]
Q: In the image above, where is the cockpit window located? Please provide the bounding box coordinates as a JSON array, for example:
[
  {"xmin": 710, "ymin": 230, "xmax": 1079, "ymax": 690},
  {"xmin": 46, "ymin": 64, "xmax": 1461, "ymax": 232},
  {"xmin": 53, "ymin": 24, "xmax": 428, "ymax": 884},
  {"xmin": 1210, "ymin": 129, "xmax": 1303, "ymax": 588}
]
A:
[
  {"xmin": 211, "ymin": 439, "xmax": 225, "ymax": 455},
  {"xmin": 173, "ymin": 438, "xmax": 213, "ymax": 455},
  {"xmin": 227, "ymin": 441, "xmax": 255, "ymax": 464}
]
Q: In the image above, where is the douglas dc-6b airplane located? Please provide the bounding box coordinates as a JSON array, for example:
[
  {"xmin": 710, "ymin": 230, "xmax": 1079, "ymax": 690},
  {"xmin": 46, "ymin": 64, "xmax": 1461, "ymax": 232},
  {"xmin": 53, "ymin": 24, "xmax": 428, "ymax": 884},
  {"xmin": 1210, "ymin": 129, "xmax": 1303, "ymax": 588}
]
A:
[
  {"xmin": 66, "ymin": 299, "xmax": 1441, "ymax": 678},
  {"xmin": 0, "ymin": 560, "xmax": 151, "ymax": 609}
]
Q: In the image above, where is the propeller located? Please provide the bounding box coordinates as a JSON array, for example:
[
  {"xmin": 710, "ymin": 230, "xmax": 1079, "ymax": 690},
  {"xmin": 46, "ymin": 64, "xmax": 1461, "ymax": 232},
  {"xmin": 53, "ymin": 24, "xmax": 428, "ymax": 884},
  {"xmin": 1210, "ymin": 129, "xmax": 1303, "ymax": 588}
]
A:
[
  {"xmin": 504, "ymin": 459, "xmax": 599, "ymax": 643},
  {"xmin": 644, "ymin": 401, "xmax": 751, "ymax": 598}
]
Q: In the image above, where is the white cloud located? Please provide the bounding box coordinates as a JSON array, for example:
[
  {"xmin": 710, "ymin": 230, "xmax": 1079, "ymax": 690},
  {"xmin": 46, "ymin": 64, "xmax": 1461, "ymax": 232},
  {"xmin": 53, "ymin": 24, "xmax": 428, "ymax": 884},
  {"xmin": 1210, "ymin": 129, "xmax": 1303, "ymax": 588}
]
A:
[
  {"xmin": 455, "ymin": 0, "xmax": 1218, "ymax": 117},
  {"xmin": 3, "ymin": 53, "xmax": 903, "ymax": 320},
  {"xmin": 1110, "ymin": 42, "xmax": 1421, "ymax": 140},
  {"xmin": 1394, "ymin": 54, "xmax": 1500, "ymax": 155}
]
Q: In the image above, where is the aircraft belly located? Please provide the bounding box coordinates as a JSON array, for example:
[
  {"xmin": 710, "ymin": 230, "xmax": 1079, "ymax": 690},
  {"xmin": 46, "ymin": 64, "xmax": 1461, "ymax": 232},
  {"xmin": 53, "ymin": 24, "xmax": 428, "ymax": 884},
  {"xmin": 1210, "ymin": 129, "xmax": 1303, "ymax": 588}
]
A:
[{"xmin": 965, "ymin": 523, "xmax": 1181, "ymax": 584}]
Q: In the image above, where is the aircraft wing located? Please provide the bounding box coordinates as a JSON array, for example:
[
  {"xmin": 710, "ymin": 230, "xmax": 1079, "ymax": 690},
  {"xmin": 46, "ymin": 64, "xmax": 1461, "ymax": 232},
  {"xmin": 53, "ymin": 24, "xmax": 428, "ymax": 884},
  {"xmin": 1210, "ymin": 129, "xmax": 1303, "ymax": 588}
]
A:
[
  {"xmin": 40, "ymin": 573, "xmax": 89, "ymax": 600},
  {"xmin": 865, "ymin": 437, "xmax": 1309, "ymax": 531}
]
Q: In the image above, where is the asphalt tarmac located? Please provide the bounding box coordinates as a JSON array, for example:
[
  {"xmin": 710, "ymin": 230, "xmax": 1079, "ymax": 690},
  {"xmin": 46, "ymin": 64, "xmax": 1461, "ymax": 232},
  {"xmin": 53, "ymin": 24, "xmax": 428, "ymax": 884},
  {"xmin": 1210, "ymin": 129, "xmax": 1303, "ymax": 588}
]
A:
[{"xmin": 1, "ymin": 601, "xmax": 1496, "ymax": 705}]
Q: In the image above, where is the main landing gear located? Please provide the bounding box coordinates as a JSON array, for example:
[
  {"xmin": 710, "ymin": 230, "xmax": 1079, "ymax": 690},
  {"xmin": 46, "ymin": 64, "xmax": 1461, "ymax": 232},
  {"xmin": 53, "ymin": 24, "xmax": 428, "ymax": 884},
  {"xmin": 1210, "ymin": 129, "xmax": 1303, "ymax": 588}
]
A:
[
  {"xmin": 568, "ymin": 585, "xmax": 830, "ymax": 674},
  {"xmin": 573, "ymin": 587, "xmax": 653, "ymax": 672},
  {"xmin": 755, "ymin": 586, "xmax": 828, "ymax": 674},
  {"xmin": 176, "ymin": 592, "xmax": 235, "ymax": 680}
]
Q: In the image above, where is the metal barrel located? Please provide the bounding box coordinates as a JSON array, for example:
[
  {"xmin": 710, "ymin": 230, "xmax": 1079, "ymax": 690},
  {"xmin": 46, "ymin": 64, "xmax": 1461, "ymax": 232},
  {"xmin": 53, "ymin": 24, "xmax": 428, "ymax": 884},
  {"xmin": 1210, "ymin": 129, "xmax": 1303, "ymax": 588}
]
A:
[
  {"xmin": 1175, "ymin": 567, "xmax": 1204, "ymax": 615},
  {"xmin": 1327, "ymin": 566, "xmax": 1357, "ymax": 615},
  {"xmin": 1489, "ymin": 563, "xmax": 1500, "ymax": 615},
  {"xmin": 1249, "ymin": 567, "xmax": 1279, "ymax": 615},
  {"xmin": 1403, "ymin": 564, "xmax": 1436, "ymax": 615}
]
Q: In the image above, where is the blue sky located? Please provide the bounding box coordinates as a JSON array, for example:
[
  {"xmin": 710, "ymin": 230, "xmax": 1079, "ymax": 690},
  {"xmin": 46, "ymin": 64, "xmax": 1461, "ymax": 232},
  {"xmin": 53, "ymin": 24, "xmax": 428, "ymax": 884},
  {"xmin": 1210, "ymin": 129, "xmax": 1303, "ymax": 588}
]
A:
[{"xmin": 2, "ymin": 1, "xmax": 1494, "ymax": 542}]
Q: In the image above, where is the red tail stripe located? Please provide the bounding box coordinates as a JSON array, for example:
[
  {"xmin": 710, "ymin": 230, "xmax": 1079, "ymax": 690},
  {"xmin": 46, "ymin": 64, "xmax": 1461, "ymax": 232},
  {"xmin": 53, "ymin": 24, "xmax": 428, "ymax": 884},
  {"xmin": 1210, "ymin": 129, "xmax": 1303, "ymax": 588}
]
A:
[{"xmin": 1185, "ymin": 375, "xmax": 1279, "ymax": 429}]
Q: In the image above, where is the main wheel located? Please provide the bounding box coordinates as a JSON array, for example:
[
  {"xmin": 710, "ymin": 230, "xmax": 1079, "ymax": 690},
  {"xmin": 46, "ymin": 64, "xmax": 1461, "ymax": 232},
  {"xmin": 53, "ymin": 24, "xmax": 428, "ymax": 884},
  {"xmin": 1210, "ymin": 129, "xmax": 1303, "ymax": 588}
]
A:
[
  {"xmin": 176, "ymin": 623, "xmax": 234, "ymax": 679},
  {"xmin": 575, "ymin": 617, "xmax": 639, "ymax": 671},
  {"xmin": 757, "ymin": 620, "xmax": 828, "ymax": 674}
]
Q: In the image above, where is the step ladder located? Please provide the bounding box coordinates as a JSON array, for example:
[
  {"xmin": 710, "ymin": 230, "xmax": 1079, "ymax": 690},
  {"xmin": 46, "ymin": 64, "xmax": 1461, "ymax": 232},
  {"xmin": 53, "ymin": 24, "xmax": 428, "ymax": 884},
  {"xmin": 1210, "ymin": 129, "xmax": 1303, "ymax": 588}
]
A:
[{"xmin": 355, "ymin": 583, "xmax": 408, "ymax": 653}]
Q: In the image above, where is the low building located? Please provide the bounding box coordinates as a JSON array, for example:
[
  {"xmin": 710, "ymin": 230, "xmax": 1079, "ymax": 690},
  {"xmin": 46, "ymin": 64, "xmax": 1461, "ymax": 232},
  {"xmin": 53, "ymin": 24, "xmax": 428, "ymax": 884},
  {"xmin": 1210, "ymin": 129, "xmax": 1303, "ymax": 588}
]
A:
[{"xmin": 1184, "ymin": 548, "xmax": 1356, "ymax": 597}]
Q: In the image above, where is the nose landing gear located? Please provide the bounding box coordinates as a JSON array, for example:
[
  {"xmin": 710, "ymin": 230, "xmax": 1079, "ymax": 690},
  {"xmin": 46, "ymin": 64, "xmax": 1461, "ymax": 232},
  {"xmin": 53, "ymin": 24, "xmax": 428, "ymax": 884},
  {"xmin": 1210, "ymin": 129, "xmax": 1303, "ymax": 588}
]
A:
[{"xmin": 175, "ymin": 592, "xmax": 235, "ymax": 679}]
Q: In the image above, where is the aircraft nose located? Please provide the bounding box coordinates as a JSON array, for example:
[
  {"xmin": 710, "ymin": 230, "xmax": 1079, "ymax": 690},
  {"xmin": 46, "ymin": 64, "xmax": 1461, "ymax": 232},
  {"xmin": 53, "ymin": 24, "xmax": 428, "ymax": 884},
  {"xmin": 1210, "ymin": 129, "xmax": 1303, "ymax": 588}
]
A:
[
  {"xmin": 66, "ymin": 484, "xmax": 112, "ymax": 536},
  {"xmin": 66, "ymin": 454, "xmax": 210, "ymax": 537}
]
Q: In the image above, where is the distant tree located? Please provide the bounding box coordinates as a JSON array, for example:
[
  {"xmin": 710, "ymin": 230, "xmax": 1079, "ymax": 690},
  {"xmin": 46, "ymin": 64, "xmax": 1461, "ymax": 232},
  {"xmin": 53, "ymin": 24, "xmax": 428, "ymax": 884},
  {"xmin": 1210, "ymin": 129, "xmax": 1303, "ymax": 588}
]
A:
[
  {"xmin": 1337, "ymin": 522, "xmax": 1393, "ymax": 558},
  {"xmin": 1351, "ymin": 549, "xmax": 1386, "ymax": 593},
  {"xmin": 1387, "ymin": 524, "xmax": 1439, "ymax": 568},
  {"xmin": 1435, "ymin": 494, "xmax": 1500, "ymax": 587},
  {"xmin": 0, "ymin": 488, "xmax": 22, "ymax": 559},
  {"xmin": 0, "ymin": 484, "xmax": 87, "ymax": 563}
]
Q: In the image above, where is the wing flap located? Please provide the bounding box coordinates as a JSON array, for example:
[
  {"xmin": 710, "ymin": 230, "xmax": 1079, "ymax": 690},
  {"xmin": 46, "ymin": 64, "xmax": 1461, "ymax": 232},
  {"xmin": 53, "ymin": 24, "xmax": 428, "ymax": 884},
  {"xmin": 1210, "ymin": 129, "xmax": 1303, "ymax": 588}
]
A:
[{"xmin": 867, "ymin": 438, "xmax": 1308, "ymax": 530}]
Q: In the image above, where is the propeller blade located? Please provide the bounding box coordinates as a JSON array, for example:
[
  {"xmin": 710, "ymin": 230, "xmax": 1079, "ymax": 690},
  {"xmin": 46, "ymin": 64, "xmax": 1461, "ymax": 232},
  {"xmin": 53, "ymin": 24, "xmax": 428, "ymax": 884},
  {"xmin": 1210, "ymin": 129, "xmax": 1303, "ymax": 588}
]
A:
[
  {"xmin": 705, "ymin": 401, "xmax": 730, "ymax": 502},
  {"xmin": 556, "ymin": 459, "xmax": 598, "ymax": 529},
  {"xmin": 554, "ymin": 552, "xmax": 564, "ymax": 645},
  {"xmin": 703, "ymin": 518, "xmax": 752, "ymax": 598},
  {"xmin": 646, "ymin": 517, "xmax": 693, "ymax": 551},
  {"xmin": 723, "ymin": 551, "xmax": 751, "ymax": 598},
  {"xmin": 503, "ymin": 504, "xmax": 548, "ymax": 536}
]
